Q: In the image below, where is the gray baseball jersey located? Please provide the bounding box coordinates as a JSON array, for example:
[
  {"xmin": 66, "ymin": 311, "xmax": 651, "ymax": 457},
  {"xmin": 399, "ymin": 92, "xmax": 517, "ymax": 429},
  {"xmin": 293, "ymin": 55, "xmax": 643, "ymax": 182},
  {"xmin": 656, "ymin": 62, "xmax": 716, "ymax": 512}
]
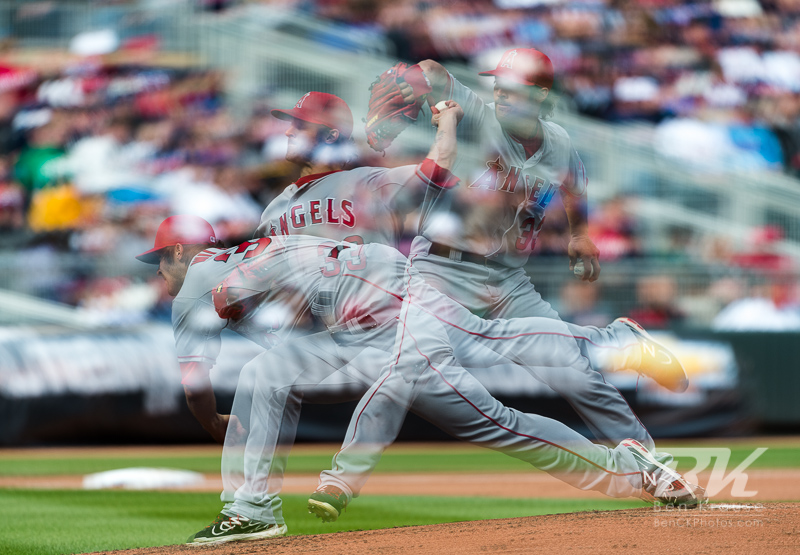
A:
[
  {"xmin": 221, "ymin": 164, "xmax": 425, "ymax": 525},
  {"xmin": 173, "ymin": 235, "xmax": 406, "ymax": 363},
  {"xmin": 237, "ymin": 152, "xmax": 652, "ymax": 512},
  {"xmin": 213, "ymin": 136, "xmax": 651, "ymax": 523},
  {"xmin": 176, "ymin": 233, "xmax": 647, "ymax": 525},
  {"xmin": 200, "ymin": 234, "xmax": 646, "ymax": 515},
  {"xmin": 402, "ymin": 72, "xmax": 651, "ymax": 453},
  {"xmin": 255, "ymin": 165, "xmax": 421, "ymax": 247},
  {"xmin": 419, "ymin": 74, "xmax": 587, "ymax": 268},
  {"xmin": 173, "ymin": 238, "xmax": 283, "ymax": 366}
]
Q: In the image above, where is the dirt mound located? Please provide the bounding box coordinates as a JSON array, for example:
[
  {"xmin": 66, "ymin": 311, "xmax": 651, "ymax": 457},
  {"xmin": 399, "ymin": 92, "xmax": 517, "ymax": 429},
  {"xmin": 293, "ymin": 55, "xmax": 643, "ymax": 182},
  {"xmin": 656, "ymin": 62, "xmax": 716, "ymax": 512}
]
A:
[{"xmin": 100, "ymin": 503, "xmax": 799, "ymax": 555}]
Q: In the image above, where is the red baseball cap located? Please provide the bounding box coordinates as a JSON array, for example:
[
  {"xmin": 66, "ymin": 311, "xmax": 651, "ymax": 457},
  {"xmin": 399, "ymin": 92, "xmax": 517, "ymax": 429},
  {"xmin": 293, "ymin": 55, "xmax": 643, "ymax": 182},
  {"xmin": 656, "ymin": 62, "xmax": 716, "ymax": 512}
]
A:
[
  {"xmin": 271, "ymin": 92, "xmax": 354, "ymax": 140},
  {"xmin": 479, "ymin": 48, "xmax": 554, "ymax": 90},
  {"xmin": 136, "ymin": 215, "xmax": 217, "ymax": 264}
]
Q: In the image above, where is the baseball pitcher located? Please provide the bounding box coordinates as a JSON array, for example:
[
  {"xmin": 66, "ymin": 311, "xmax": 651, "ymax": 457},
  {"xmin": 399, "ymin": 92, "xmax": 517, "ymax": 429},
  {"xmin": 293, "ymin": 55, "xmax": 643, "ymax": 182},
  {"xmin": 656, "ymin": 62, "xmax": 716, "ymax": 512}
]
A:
[
  {"xmin": 138, "ymin": 101, "xmax": 702, "ymax": 543},
  {"xmin": 138, "ymin": 211, "xmax": 702, "ymax": 541},
  {"xmin": 356, "ymin": 48, "xmax": 689, "ymax": 441},
  {"xmin": 253, "ymin": 90, "xmax": 691, "ymax": 521}
]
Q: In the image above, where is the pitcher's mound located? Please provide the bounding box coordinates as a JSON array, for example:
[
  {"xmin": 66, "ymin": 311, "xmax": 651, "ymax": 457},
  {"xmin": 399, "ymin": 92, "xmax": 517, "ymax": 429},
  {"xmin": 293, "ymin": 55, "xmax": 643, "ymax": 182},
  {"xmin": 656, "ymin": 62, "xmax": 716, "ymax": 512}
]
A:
[{"xmin": 110, "ymin": 502, "xmax": 799, "ymax": 555}]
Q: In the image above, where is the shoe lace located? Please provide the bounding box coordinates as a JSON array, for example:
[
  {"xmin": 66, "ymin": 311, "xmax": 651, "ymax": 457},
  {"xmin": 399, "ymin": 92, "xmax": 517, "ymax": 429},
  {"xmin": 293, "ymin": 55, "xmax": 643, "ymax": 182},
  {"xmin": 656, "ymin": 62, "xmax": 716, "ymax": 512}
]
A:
[
  {"xmin": 203, "ymin": 514, "xmax": 227, "ymax": 530},
  {"xmin": 650, "ymin": 469, "xmax": 695, "ymax": 503},
  {"xmin": 641, "ymin": 470, "xmax": 657, "ymax": 493},
  {"xmin": 656, "ymin": 479, "xmax": 678, "ymax": 496},
  {"xmin": 219, "ymin": 516, "xmax": 249, "ymax": 532},
  {"xmin": 206, "ymin": 514, "xmax": 249, "ymax": 531},
  {"xmin": 317, "ymin": 485, "xmax": 344, "ymax": 499}
]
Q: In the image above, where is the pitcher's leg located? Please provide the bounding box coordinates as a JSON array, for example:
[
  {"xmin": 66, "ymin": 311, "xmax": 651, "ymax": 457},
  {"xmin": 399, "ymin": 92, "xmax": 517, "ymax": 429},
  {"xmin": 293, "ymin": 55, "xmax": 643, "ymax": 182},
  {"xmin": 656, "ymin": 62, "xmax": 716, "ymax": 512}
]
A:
[
  {"xmin": 319, "ymin": 299, "xmax": 451, "ymax": 498},
  {"xmin": 456, "ymin": 313, "xmax": 654, "ymax": 450},
  {"xmin": 411, "ymin": 359, "xmax": 644, "ymax": 498},
  {"xmin": 485, "ymin": 275, "xmax": 653, "ymax": 450},
  {"xmin": 222, "ymin": 335, "xmax": 367, "ymax": 523}
]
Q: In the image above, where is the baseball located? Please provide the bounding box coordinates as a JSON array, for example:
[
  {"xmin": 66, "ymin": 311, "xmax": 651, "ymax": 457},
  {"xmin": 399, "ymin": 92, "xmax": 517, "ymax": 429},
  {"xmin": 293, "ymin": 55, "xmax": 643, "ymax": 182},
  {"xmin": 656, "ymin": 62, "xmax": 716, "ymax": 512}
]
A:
[
  {"xmin": 574, "ymin": 260, "xmax": 587, "ymax": 278},
  {"xmin": 434, "ymin": 100, "xmax": 448, "ymax": 112}
]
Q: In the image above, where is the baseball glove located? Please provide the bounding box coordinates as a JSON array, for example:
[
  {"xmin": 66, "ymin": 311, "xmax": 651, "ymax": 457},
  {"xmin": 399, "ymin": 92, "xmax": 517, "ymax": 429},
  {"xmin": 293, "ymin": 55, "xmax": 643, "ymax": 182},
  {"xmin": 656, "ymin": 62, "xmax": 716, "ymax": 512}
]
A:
[
  {"xmin": 365, "ymin": 62, "xmax": 433, "ymax": 152},
  {"xmin": 213, "ymin": 265, "xmax": 264, "ymax": 321}
]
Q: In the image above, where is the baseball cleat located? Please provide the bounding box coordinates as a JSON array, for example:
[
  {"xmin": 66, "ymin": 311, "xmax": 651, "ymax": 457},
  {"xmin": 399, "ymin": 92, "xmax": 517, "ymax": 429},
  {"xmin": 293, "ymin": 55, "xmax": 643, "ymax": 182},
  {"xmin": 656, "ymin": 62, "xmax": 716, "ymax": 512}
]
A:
[
  {"xmin": 615, "ymin": 317, "xmax": 688, "ymax": 392},
  {"xmin": 622, "ymin": 439, "xmax": 706, "ymax": 508},
  {"xmin": 308, "ymin": 485, "xmax": 348, "ymax": 522},
  {"xmin": 186, "ymin": 512, "xmax": 287, "ymax": 545}
]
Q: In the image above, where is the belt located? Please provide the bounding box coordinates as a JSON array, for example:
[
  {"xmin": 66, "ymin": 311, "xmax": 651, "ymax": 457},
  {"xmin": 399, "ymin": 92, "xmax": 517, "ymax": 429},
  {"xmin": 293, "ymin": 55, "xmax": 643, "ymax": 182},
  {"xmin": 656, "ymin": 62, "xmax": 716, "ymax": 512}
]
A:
[
  {"xmin": 428, "ymin": 242, "xmax": 505, "ymax": 268},
  {"xmin": 328, "ymin": 314, "xmax": 380, "ymax": 335}
]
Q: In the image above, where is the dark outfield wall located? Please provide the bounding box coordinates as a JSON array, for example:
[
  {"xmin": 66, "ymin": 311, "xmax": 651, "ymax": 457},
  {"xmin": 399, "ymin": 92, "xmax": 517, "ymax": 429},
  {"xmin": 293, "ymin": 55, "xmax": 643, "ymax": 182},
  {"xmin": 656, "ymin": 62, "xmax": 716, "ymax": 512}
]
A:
[{"xmin": 0, "ymin": 326, "xmax": 796, "ymax": 445}]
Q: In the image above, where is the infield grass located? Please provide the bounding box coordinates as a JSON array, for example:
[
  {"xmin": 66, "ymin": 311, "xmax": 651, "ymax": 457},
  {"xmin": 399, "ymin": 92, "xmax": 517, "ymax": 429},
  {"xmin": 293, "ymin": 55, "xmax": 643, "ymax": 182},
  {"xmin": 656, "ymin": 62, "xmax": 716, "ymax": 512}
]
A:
[
  {"xmin": 1, "ymin": 439, "xmax": 799, "ymax": 476},
  {"xmin": 0, "ymin": 488, "xmax": 644, "ymax": 555},
  {"xmin": 1, "ymin": 439, "xmax": 798, "ymax": 554}
]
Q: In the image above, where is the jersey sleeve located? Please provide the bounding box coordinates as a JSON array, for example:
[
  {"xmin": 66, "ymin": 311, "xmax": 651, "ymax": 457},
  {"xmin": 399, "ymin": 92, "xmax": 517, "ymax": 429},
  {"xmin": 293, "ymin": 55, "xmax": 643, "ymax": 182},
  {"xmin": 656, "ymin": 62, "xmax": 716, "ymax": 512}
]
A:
[
  {"xmin": 443, "ymin": 72, "xmax": 489, "ymax": 128},
  {"xmin": 415, "ymin": 158, "xmax": 461, "ymax": 190},
  {"xmin": 445, "ymin": 73, "xmax": 486, "ymax": 125},
  {"xmin": 254, "ymin": 191, "xmax": 288, "ymax": 238},
  {"xmin": 254, "ymin": 204, "xmax": 272, "ymax": 238},
  {"xmin": 366, "ymin": 164, "xmax": 425, "ymax": 216},
  {"xmin": 172, "ymin": 295, "xmax": 225, "ymax": 366},
  {"xmin": 561, "ymin": 145, "xmax": 588, "ymax": 197},
  {"xmin": 180, "ymin": 361, "xmax": 211, "ymax": 387}
]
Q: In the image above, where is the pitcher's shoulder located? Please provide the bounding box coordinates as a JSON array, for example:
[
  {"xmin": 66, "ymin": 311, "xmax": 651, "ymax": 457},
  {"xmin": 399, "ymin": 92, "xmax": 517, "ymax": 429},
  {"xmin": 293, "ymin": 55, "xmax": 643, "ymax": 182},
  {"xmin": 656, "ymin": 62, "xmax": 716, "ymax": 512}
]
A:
[{"xmin": 541, "ymin": 119, "xmax": 569, "ymax": 139}]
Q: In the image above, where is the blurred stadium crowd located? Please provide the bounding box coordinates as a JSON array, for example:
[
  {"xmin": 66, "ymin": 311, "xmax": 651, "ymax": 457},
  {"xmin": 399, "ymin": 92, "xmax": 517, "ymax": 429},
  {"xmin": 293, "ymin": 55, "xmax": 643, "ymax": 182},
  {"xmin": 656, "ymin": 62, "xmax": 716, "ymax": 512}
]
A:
[
  {"xmin": 273, "ymin": 0, "xmax": 800, "ymax": 174},
  {"xmin": 0, "ymin": 0, "xmax": 798, "ymax": 330}
]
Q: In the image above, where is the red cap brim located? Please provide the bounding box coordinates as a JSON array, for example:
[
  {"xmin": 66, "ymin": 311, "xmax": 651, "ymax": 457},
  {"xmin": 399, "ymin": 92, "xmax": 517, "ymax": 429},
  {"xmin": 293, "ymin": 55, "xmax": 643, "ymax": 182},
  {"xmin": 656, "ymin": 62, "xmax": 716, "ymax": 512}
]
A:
[
  {"xmin": 478, "ymin": 68, "xmax": 538, "ymax": 87},
  {"xmin": 271, "ymin": 108, "xmax": 332, "ymax": 129},
  {"xmin": 135, "ymin": 246, "xmax": 166, "ymax": 265}
]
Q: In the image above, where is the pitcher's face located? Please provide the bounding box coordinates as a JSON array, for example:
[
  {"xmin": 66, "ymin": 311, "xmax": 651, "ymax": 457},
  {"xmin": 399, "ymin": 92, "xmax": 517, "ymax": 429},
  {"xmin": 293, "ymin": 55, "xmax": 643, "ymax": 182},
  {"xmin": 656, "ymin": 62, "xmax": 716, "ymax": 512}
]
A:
[
  {"xmin": 285, "ymin": 119, "xmax": 328, "ymax": 165},
  {"xmin": 493, "ymin": 78, "xmax": 541, "ymax": 129},
  {"xmin": 158, "ymin": 248, "xmax": 188, "ymax": 296}
]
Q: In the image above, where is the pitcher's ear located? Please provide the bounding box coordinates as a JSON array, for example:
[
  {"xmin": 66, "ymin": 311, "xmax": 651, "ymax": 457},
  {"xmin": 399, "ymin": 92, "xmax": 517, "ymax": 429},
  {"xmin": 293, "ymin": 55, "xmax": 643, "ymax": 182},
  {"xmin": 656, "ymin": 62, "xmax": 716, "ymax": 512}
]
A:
[
  {"xmin": 325, "ymin": 128, "xmax": 340, "ymax": 144},
  {"xmin": 532, "ymin": 86, "xmax": 549, "ymax": 102}
]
